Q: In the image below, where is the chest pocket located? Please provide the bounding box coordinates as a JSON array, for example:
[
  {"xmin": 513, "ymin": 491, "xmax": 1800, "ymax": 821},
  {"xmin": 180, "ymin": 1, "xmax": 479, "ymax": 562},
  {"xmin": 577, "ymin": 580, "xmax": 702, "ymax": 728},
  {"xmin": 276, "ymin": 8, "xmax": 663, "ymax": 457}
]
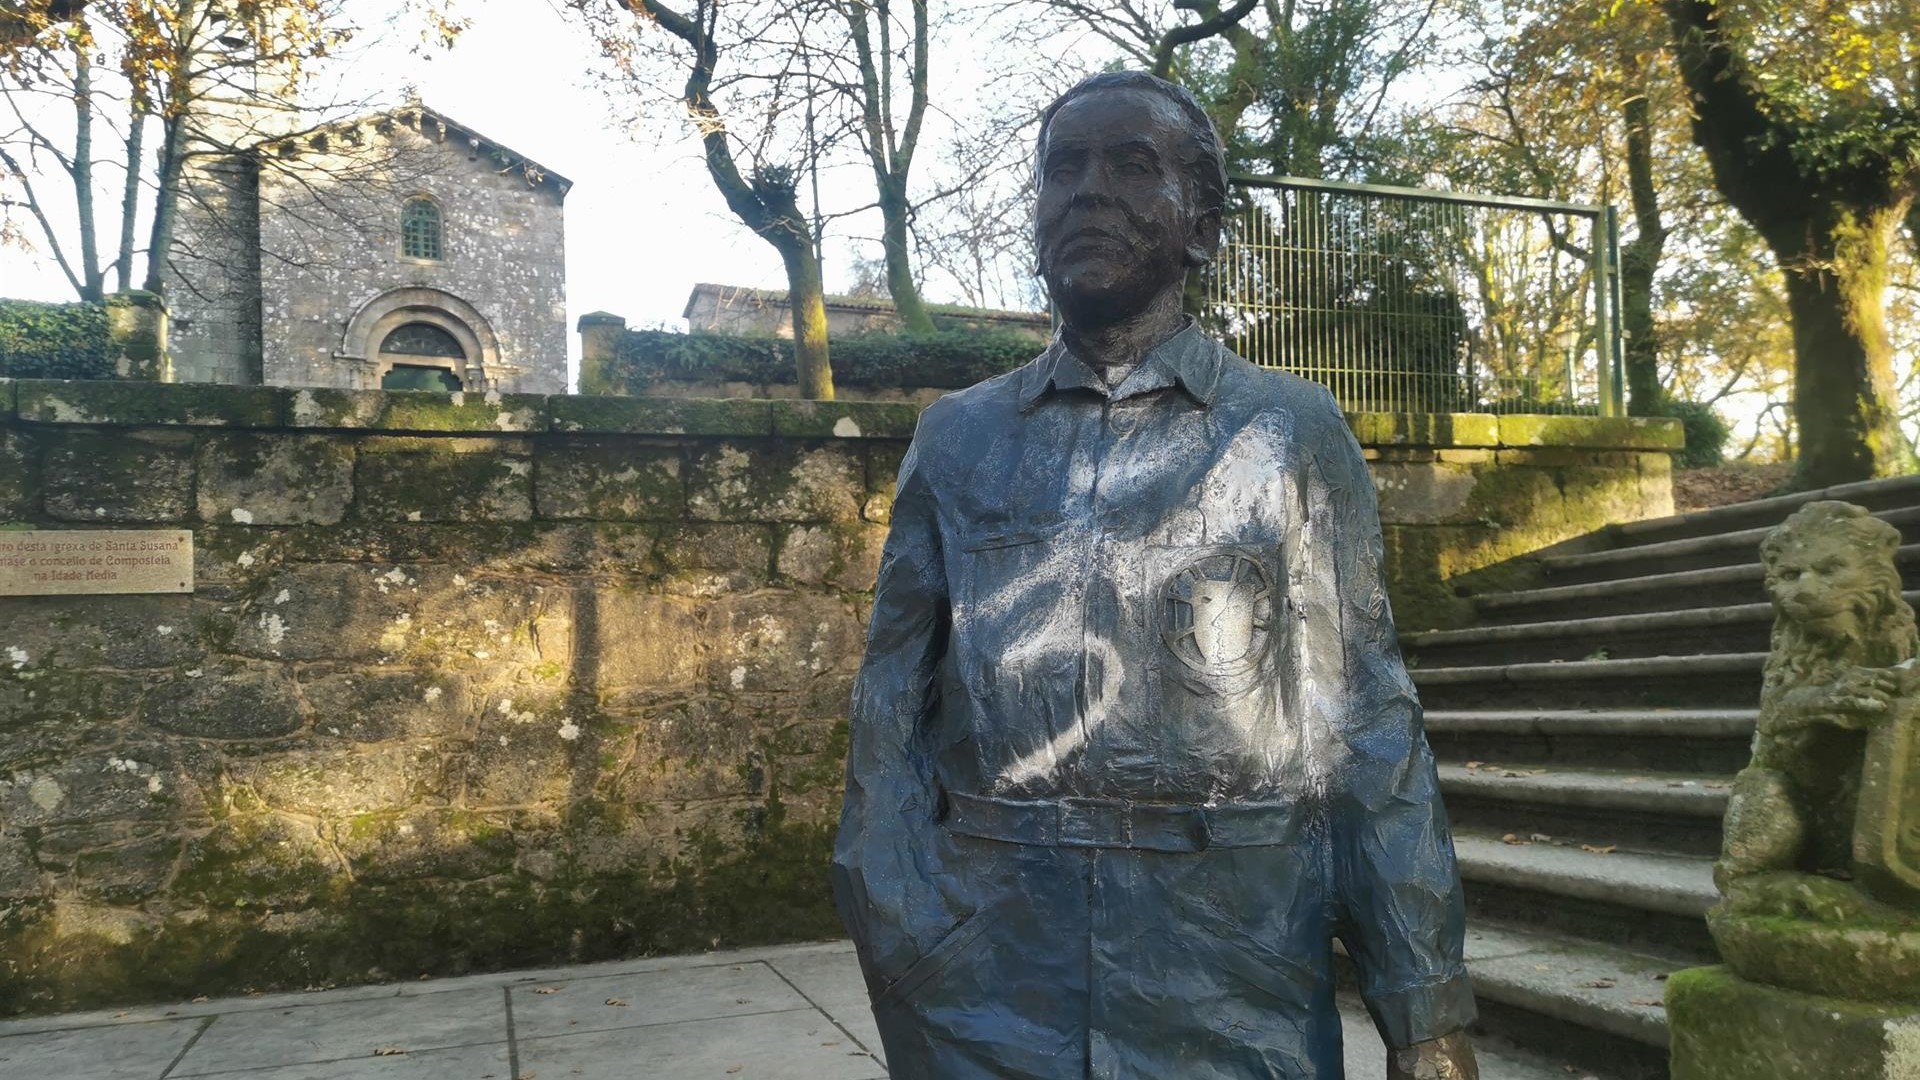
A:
[{"xmin": 1144, "ymin": 542, "xmax": 1286, "ymax": 696}]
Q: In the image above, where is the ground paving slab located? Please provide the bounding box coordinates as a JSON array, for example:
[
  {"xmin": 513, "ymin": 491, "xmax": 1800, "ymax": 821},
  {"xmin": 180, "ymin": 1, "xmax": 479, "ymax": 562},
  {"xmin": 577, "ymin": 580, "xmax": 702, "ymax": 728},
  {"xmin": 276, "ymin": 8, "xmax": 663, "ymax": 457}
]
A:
[{"xmin": 0, "ymin": 940, "xmax": 1578, "ymax": 1079}]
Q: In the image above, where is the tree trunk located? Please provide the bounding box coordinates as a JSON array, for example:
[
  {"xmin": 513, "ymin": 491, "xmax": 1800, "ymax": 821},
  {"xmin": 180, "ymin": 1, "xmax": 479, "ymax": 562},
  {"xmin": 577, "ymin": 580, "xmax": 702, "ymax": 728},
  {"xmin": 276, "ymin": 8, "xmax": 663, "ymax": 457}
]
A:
[
  {"xmin": 878, "ymin": 176, "xmax": 934, "ymax": 332},
  {"xmin": 116, "ymin": 102, "xmax": 145, "ymax": 292},
  {"xmin": 71, "ymin": 37, "xmax": 103, "ymax": 301},
  {"xmin": 1617, "ymin": 62, "xmax": 1666, "ymax": 417},
  {"xmin": 780, "ymin": 235, "xmax": 835, "ymax": 399},
  {"xmin": 141, "ymin": 111, "xmax": 187, "ymax": 295},
  {"xmin": 1779, "ymin": 201, "xmax": 1915, "ymax": 487}
]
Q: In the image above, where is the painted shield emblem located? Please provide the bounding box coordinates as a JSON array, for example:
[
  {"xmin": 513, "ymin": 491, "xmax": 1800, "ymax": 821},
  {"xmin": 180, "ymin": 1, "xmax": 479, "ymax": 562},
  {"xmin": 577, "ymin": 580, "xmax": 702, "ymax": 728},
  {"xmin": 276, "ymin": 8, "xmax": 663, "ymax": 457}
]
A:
[{"xmin": 1159, "ymin": 550, "xmax": 1276, "ymax": 681}]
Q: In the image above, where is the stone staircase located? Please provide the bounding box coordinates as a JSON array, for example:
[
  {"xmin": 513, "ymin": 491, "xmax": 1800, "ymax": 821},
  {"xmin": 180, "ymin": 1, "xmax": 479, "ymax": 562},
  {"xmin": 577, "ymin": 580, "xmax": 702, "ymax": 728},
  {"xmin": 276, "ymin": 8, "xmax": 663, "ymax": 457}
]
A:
[{"xmin": 1402, "ymin": 474, "xmax": 1920, "ymax": 1079}]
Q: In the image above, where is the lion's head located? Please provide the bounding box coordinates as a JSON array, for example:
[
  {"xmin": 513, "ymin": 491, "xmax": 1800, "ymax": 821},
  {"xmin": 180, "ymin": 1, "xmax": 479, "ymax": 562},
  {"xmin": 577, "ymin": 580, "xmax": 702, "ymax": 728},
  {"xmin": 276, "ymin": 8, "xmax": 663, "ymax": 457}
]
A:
[{"xmin": 1760, "ymin": 500, "xmax": 1916, "ymax": 692}]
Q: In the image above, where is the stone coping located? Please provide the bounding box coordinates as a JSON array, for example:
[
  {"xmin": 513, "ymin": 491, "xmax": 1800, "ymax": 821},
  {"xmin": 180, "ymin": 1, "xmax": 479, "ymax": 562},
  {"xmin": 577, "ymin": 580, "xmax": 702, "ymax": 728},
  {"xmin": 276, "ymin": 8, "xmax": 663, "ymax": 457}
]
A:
[{"xmin": 0, "ymin": 379, "xmax": 1684, "ymax": 450}]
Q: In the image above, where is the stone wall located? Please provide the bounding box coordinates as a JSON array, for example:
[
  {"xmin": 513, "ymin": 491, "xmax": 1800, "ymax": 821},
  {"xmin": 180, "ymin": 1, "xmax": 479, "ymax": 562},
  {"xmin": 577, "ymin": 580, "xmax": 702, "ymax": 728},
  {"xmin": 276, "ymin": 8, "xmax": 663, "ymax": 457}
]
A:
[{"xmin": 0, "ymin": 379, "xmax": 1678, "ymax": 1014}]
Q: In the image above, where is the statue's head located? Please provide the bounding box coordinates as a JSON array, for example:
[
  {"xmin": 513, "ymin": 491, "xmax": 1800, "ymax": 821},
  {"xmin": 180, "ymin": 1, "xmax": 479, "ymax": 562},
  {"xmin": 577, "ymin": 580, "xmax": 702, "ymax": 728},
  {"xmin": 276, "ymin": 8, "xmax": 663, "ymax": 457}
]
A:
[
  {"xmin": 1033, "ymin": 72, "xmax": 1228, "ymax": 330},
  {"xmin": 1760, "ymin": 501, "xmax": 1909, "ymax": 650}
]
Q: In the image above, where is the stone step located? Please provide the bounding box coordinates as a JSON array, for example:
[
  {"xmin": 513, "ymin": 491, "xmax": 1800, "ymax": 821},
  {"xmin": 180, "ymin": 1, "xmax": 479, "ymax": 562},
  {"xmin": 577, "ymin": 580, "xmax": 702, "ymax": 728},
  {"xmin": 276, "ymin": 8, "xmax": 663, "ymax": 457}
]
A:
[
  {"xmin": 1454, "ymin": 829, "xmax": 1718, "ymax": 961},
  {"xmin": 1606, "ymin": 473, "xmax": 1920, "ymax": 549},
  {"xmin": 1541, "ymin": 505, "xmax": 1920, "ymax": 587},
  {"xmin": 1413, "ymin": 653, "xmax": 1766, "ymax": 710},
  {"xmin": 1406, "ymin": 602, "xmax": 1773, "ymax": 666},
  {"xmin": 1463, "ymin": 922, "xmax": 1684, "ymax": 1080},
  {"xmin": 1424, "ymin": 708, "xmax": 1755, "ymax": 773},
  {"xmin": 1472, "ymin": 548, "xmax": 1920, "ymax": 624},
  {"xmin": 1440, "ymin": 764, "xmax": 1731, "ymax": 858}
]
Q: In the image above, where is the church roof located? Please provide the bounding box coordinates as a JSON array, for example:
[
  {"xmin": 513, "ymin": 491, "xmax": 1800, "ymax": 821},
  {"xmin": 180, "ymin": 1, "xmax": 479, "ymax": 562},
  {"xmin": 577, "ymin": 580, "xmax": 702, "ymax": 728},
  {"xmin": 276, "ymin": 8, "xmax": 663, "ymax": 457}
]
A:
[{"xmin": 258, "ymin": 101, "xmax": 573, "ymax": 198}]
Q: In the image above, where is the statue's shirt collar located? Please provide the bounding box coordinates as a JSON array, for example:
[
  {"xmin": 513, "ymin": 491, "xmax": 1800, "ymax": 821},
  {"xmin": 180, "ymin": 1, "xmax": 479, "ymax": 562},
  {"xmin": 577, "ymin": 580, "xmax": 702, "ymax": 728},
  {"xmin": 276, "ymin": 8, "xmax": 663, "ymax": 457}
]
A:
[{"xmin": 1019, "ymin": 318, "xmax": 1222, "ymax": 412}]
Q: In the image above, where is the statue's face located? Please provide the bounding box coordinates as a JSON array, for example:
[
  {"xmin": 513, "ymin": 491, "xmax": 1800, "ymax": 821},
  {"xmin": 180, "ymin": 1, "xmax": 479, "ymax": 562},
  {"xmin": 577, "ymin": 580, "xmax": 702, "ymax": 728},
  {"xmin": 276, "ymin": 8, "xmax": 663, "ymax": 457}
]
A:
[
  {"xmin": 1034, "ymin": 87, "xmax": 1203, "ymax": 325},
  {"xmin": 1765, "ymin": 539, "xmax": 1877, "ymax": 632}
]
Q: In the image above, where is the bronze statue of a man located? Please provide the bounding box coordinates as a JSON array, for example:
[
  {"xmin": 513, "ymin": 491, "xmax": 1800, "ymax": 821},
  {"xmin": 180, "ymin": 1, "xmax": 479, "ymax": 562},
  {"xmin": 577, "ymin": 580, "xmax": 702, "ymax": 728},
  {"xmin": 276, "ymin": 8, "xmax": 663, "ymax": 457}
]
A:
[{"xmin": 833, "ymin": 70, "xmax": 1478, "ymax": 1079}]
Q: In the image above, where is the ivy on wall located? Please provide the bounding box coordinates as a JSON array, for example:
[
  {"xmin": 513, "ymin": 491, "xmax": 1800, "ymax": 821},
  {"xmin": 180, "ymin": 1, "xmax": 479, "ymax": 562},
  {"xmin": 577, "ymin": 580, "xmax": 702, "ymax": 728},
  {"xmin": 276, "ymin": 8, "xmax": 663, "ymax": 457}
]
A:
[
  {"xmin": 0, "ymin": 300, "xmax": 113, "ymax": 380},
  {"xmin": 607, "ymin": 329, "xmax": 1042, "ymax": 394}
]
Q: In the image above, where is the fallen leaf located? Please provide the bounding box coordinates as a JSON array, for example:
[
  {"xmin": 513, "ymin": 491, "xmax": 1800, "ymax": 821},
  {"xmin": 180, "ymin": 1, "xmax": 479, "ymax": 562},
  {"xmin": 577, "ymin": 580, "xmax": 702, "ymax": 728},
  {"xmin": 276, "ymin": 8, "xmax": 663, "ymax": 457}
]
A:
[
  {"xmin": 1631, "ymin": 998, "xmax": 1664, "ymax": 1007},
  {"xmin": 1579, "ymin": 978, "xmax": 1616, "ymax": 989},
  {"xmin": 735, "ymin": 998, "xmax": 750, "ymax": 1004},
  {"xmin": 190, "ymin": 996, "xmax": 209, "ymax": 1004},
  {"xmin": 1502, "ymin": 833, "xmax": 1529, "ymax": 845},
  {"xmin": 1530, "ymin": 833, "xmax": 1554, "ymax": 843},
  {"xmin": 374, "ymin": 1047, "xmax": 408, "ymax": 1056},
  {"xmin": 605, "ymin": 998, "xmax": 629, "ymax": 1007},
  {"xmin": 533, "ymin": 986, "xmax": 563, "ymax": 995},
  {"xmin": 727, "ymin": 1068, "xmax": 743, "ymax": 1074},
  {"xmin": 111, "ymin": 1011, "xmax": 128, "ymax": 1019},
  {"xmin": 1465, "ymin": 761, "xmax": 1485, "ymax": 770},
  {"xmin": 1654, "ymin": 973, "xmax": 1670, "ymax": 981},
  {"xmin": 1581, "ymin": 844, "xmax": 1618, "ymax": 855}
]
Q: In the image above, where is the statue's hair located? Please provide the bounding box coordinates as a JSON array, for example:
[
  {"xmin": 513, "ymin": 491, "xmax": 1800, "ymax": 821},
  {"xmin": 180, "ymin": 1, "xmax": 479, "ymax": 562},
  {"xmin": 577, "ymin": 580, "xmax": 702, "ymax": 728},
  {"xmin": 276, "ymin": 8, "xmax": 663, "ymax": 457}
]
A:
[
  {"xmin": 1760, "ymin": 501, "xmax": 1918, "ymax": 702},
  {"xmin": 1035, "ymin": 71, "xmax": 1230, "ymax": 227}
]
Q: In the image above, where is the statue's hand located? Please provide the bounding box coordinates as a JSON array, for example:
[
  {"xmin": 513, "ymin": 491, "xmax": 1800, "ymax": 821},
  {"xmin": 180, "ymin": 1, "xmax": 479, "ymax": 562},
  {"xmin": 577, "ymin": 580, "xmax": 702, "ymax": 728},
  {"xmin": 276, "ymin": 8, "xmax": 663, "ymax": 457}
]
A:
[
  {"xmin": 1822, "ymin": 667, "xmax": 1901, "ymax": 726},
  {"xmin": 1387, "ymin": 1031, "xmax": 1479, "ymax": 1080}
]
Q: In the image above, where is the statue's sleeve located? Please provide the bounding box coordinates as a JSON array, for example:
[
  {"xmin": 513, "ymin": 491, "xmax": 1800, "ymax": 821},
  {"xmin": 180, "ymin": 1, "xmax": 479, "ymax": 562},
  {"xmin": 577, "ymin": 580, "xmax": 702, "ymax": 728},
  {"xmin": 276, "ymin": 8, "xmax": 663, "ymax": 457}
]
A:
[
  {"xmin": 1315, "ymin": 395, "xmax": 1477, "ymax": 1050},
  {"xmin": 831, "ymin": 412, "xmax": 958, "ymax": 992}
]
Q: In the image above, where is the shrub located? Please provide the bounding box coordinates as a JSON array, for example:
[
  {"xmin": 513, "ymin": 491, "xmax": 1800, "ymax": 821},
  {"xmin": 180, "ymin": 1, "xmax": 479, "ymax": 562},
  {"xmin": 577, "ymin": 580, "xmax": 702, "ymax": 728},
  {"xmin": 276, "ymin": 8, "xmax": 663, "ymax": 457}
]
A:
[
  {"xmin": 1659, "ymin": 399, "xmax": 1731, "ymax": 468},
  {"xmin": 0, "ymin": 299, "xmax": 113, "ymax": 379}
]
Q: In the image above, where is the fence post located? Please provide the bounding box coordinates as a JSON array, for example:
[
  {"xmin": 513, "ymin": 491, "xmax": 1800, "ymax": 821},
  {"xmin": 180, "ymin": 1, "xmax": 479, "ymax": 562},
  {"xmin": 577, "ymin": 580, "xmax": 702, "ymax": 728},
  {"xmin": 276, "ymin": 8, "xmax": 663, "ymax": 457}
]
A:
[{"xmin": 1592, "ymin": 207, "xmax": 1622, "ymax": 418}]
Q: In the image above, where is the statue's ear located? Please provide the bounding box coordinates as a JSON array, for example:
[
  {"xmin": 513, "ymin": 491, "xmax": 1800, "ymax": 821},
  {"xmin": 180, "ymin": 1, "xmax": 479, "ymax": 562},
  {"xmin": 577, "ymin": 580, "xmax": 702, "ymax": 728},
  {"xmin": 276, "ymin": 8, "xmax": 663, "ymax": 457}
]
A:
[{"xmin": 1186, "ymin": 208, "xmax": 1223, "ymax": 268}]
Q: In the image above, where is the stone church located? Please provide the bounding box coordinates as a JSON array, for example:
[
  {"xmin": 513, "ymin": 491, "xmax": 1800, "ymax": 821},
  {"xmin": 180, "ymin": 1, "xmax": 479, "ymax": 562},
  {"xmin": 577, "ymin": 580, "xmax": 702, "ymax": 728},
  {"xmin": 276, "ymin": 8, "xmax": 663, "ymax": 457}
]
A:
[{"xmin": 166, "ymin": 102, "xmax": 570, "ymax": 394}]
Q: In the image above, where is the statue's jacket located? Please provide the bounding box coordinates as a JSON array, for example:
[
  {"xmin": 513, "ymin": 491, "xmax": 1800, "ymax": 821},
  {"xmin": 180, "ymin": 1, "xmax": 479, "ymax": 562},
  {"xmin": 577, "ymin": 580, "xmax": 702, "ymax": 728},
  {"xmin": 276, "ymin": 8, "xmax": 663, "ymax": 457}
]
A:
[{"xmin": 832, "ymin": 323, "xmax": 1474, "ymax": 1079}]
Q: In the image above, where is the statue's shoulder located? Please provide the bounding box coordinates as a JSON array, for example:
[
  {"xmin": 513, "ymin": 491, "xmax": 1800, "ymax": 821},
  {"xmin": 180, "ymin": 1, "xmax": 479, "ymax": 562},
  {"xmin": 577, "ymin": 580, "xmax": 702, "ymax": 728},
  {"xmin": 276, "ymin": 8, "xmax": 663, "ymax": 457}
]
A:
[
  {"xmin": 1205, "ymin": 339, "xmax": 1346, "ymax": 426},
  {"xmin": 917, "ymin": 352, "xmax": 1047, "ymax": 433}
]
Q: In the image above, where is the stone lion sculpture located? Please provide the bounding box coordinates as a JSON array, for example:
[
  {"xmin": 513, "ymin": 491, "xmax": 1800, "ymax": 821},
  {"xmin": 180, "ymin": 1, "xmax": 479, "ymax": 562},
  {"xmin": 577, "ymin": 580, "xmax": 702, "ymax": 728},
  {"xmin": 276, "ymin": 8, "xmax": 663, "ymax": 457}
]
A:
[{"xmin": 1711, "ymin": 500, "xmax": 1920, "ymax": 1002}]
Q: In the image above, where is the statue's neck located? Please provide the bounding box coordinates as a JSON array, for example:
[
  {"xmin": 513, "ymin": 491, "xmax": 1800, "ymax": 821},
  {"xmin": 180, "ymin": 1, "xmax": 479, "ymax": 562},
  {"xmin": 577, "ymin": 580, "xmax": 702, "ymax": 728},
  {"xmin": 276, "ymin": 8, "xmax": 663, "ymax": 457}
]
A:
[{"xmin": 1060, "ymin": 288, "xmax": 1187, "ymax": 377}]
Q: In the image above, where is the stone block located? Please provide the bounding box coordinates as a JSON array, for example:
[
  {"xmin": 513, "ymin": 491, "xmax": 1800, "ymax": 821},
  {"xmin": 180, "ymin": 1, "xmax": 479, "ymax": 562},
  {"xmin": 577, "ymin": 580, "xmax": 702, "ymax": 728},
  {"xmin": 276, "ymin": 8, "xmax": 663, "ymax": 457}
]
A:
[
  {"xmin": 71, "ymin": 832, "xmax": 182, "ymax": 904},
  {"xmin": 287, "ymin": 387, "xmax": 548, "ymax": 433},
  {"xmin": 1668, "ymin": 966, "xmax": 1920, "ymax": 1080},
  {"xmin": 353, "ymin": 436, "xmax": 533, "ymax": 522},
  {"xmin": 594, "ymin": 588, "xmax": 707, "ymax": 690},
  {"xmin": 142, "ymin": 661, "xmax": 308, "ymax": 739},
  {"xmin": 1369, "ymin": 461, "xmax": 1480, "ymax": 526},
  {"xmin": 611, "ymin": 696, "xmax": 764, "ymax": 803},
  {"xmin": 0, "ymin": 672, "xmax": 144, "ymax": 755},
  {"xmin": 769, "ymin": 400, "xmax": 921, "ymax": 439},
  {"xmin": 0, "ymin": 595, "xmax": 202, "ymax": 669},
  {"xmin": 864, "ymin": 443, "xmax": 907, "ymax": 525},
  {"xmin": 706, "ymin": 591, "xmax": 863, "ymax": 693},
  {"xmin": 650, "ymin": 524, "xmax": 772, "ymax": 596},
  {"xmin": 332, "ymin": 809, "xmax": 518, "ymax": 884},
  {"xmin": 0, "ymin": 428, "xmax": 31, "ymax": 521},
  {"xmin": 1496, "ymin": 413, "xmax": 1685, "ymax": 451},
  {"xmin": 535, "ymin": 440, "xmax": 684, "ymax": 520},
  {"xmin": 1345, "ymin": 412, "xmax": 1499, "ymax": 449},
  {"xmin": 196, "ymin": 433, "xmax": 355, "ymax": 525},
  {"xmin": 174, "ymin": 815, "xmax": 344, "ymax": 908},
  {"xmin": 547, "ymin": 395, "xmax": 774, "ymax": 437},
  {"xmin": 15, "ymin": 380, "xmax": 283, "ymax": 427},
  {"xmin": 686, "ymin": 443, "xmax": 864, "ymax": 523},
  {"xmin": 0, "ymin": 830, "xmax": 46, "ymax": 900},
  {"xmin": 226, "ymin": 563, "xmax": 418, "ymax": 661},
  {"xmin": 228, "ymin": 745, "xmax": 450, "ymax": 816},
  {"xmin": 42, "ymin": 430, "xmax": 194, "ymax": 522},
  {"xmin": 302, "ymin": 669, "xmax": 471, "ymax": 742},
  {"xmin": 776, "ymin": 523, "xmax": 887, "ymax": 592},
  {"xmin": 0, "ymin": 743, "xmax": 210, "ymax": 828},
  {"xmin": 463, "ymin": 689, "xmax": 581, "ymax": 807}
]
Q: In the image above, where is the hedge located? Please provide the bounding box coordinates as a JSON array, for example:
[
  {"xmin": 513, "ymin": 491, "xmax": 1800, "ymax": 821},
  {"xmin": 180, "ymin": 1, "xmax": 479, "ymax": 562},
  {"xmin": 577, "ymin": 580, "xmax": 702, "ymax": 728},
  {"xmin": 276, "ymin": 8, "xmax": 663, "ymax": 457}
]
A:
[
  {"xmin": 0, "ymin": 299, "xmax": 114, "ymax": 379},
  {"xmin": 605, "ymin": 329, "xmax": 1042, "ymax": 394}
]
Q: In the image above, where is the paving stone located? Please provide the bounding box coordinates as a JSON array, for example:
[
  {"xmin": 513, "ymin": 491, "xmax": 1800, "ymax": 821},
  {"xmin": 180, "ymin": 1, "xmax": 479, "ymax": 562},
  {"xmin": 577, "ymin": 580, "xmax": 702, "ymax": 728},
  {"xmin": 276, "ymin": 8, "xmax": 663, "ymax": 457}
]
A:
[
  {"xmin": 169, "ymin": 987, "xmax": 505, "ymax": 1076},
  {"xmin": 176, "ymin": 1041, "xmax": 512, "ymax": 1080},
  {"xmin": 515, "ymin": 1008, "xmax": 886, "ymax": 1080},
  {"xmin": 0, "ymin": 1016, "xmax": 203, "ymax": 1079},
  {"xmin": 509, "ymin": 960, "xmax": 808, "ymax": 1039}
]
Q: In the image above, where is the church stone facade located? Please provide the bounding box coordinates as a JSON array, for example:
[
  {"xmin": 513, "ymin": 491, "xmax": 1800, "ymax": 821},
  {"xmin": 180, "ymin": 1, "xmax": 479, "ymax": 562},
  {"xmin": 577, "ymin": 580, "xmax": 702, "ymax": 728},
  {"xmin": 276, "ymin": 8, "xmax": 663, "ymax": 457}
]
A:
[{"xmin": 166, "ymin": 104, "xmax": 570, "ymax": 394}]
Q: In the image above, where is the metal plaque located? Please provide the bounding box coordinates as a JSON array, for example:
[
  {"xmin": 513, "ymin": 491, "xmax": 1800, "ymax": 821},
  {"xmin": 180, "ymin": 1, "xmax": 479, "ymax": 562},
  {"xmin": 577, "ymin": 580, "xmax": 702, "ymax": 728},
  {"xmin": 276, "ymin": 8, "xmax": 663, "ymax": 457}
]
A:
[{"xmin": 0, "ymin": 530, "xmax": 194, "ymax": 596}]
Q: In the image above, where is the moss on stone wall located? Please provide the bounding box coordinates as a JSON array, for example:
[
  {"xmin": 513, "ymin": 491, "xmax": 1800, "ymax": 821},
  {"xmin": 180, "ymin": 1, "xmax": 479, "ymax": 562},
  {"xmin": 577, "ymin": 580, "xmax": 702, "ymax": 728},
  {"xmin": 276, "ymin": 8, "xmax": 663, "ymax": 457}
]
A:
[{"xmin": 0, "ymin": 300, "xmax": 112, "ymax": 380}]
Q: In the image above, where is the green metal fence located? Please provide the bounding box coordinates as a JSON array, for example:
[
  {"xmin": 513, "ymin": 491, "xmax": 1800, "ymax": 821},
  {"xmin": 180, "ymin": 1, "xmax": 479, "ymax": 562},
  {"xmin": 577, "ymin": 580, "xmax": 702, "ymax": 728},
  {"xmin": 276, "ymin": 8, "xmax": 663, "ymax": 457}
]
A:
[{"xmin": 1202, "ymin": 175, "xmax": 1624, "ymax": 417}]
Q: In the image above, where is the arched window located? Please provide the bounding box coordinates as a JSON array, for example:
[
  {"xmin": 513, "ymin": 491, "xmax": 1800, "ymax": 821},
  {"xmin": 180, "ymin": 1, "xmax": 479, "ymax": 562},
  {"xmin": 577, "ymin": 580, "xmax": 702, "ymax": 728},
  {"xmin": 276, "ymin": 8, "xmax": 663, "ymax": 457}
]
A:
[
  {"xmin": 380, "ymin": 322, "xmax": 463, "ymax": 358},
  {"xmin": 401, "ymin": 196, "xmax": 442, "ymax": 260},
  {"xmin": 382, "ymin": 364, "xmax": 463, "ymax": 392}
]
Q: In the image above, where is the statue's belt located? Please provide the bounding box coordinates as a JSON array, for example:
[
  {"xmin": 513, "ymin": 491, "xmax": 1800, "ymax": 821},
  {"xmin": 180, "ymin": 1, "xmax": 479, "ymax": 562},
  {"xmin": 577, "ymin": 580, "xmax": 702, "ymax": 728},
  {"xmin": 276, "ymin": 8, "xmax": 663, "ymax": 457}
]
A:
[{"xmin": 943, "ymin": 791, "xmax": 1300, "ymax": 852}]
